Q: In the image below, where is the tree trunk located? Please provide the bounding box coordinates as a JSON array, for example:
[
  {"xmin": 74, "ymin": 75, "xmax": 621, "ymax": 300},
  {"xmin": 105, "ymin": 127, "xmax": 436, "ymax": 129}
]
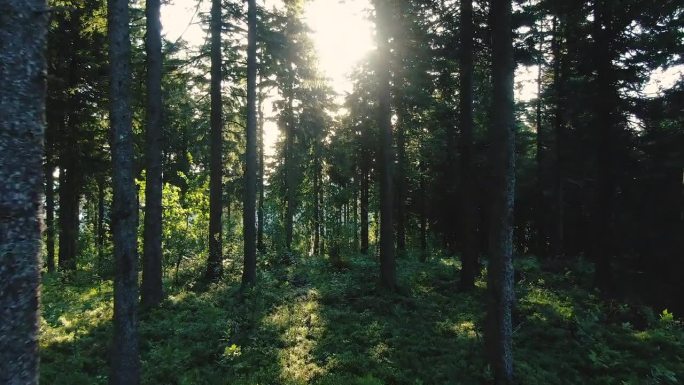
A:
[
  {"xmin": 108, "ymin": 0, "xmax": 141, "ymax": 381},
  {"xmin": 205, "ymin": 0, "xmax": 223, "ymax": 281},
  {"xmin": 242, "ymin": 0, "xmax": 258, "ymax": 287},
  {"xmin": 591, "ymin": 0, "xmax": 616, "ymax": 291},
  {"xmin": 551, "ymin": 14, "xmax": 566, "ymax": 258},
  {"xmin": 486, "ymin": 0, "xmax": 515, "ymax": 383},
  {"xmin": 0, "ymin": 2, "xmax": 47, "ymax": 382},
  {"xmin": 458, "ymin": 0, "xmax": 478, "ymax": 291},
  {"xmin": 141, "ymin": 0, "xmax": 164, "ymax": 308},
  {"xmin": 360, "ymin": 159, "xmax": 369, "ymax": 254},
  {"xmin": 285, "ymin": 86, "xmax": 295, "ymax": 251},
  {"xmin": 419, "ymin": 162, "xmax": 428, "ymax": 262},
  {"xmin": 374, "ymin": 0, "xmax": 396, "ymax": 291},
  {"xmin": 257, "ymin": 76, "xmax": 265, "ymax": 253},
  {"xmin": 45, "ymin": 147, "xmax": 56, "ymax": 272},
  {"xmin": 313, "ymin": 151, "xmax": 321, "ymax": 255},
  {"xmin": 534, "ymin": 18, "xmax": 547, "ymax": 257},
  {"xmin": 396, "ymin": 115, "xmax": 406, "ymax": 254},
  {"xmin": 97, "ymin": 175, "xmax": 106, "ymax": 271},
  {"xmin": 58, "ymin": 114, "xmax": 80, "ymax": 271}
]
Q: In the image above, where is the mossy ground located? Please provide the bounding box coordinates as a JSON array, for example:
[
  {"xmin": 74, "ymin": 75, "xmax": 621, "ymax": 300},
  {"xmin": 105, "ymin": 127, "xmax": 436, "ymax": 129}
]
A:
[{"xmin": 40, "ymin": 254, "xmax": 683, "ymax": 384}]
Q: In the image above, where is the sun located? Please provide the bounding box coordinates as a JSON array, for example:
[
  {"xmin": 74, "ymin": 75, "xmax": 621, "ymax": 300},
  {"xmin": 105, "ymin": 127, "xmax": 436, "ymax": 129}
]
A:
[{"xmin": 304, "ymin": 0, "xmax": 375, "ymax": 96}]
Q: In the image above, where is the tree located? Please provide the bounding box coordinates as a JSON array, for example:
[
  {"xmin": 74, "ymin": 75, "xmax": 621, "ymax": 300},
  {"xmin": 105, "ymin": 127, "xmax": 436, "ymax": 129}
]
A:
[
  {"xmin": 242, "ymin": 0, "xmax": 258, "ymax": 287},
  {"xmin": 374, "ymin": 0, "xmax": 396, "ymax": 290},
  {"xmin": 141, "ymin": 0, "xmax": 164, "ymax": 308},
  {"xmin": 457, "ymin": 0, "xmax": 478, "ymax": 291},
  {"xmin": 0, "ymin": 1, "xmax": 47, "ymax": 383},
  {"xmin": 486, "ymin": 0, "xmax": 515, "ymax": 382},
  {"xmin": 108, "ymin": 0, "xmax": 141, "ymax": 381},
  {"xmin": 205, "ymin": 0, "xmax": 224, "ymax": 281}
]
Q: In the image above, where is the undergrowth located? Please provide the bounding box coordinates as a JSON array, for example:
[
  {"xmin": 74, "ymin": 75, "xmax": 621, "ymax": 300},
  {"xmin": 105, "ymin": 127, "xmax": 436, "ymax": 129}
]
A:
[{"xmin": 40, "ymin": 254, "xmax": 684, "ymax": 384}]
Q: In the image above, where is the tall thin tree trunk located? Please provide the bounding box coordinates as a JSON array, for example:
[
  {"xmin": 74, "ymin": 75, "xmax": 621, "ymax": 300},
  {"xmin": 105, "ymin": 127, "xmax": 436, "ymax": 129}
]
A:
[
  {"xmin": 592, "ymin": 0, "xmax": 616, "ymax": 291},
  {"xmin": 108, "ymin": 0, "xmax": 141, "ymax": 380},
  {"xmin": 206, "ymin": 0, "xmax": 223, "ymax": 281},
  {"xmin": 285, "ymin": 87, "xmax": 295, "ymax": 251},
  {"xmin": 141, "ymin": 0, "xmax": 164, "ymax": 308},
  {"xmin": 360, "ymin": 160, "xmax": 369, "ymax": 254},
  {"xmin": 242, "ymin": 0, "xmax": 258, "ymax": 287},
  {"xmin": 58, "ymin": 12, "xmax": 82, "ymax": 272},
  {"xmin": 458, "ymin": 0, "xmax": 478, "ymax": 291},
  {"xmin": 257, "ymin": 77, "xmax": 265, "ymax": 253},
  {"xmin": 0, "ymin": 1, "xmax": 47, "ymax": 382},
  {"xmin": 419, "ymin": 162, "xmax": 428, "ymax": 262},
  {"xmin": 486, "ymin": 0, "xmax": 515, "ymax": 382},
  {"xmin": 97, "ymin": 175, "xmax": 106, "ymax": 271},
  {"xmin": 551, "ymin": 14, "xmax": 565, "ymax": 258},
  {"xmin": 45, "ymin": 149, "xmax": 56, "ymax": 272},
  {"xmin": 58, "ymin": 116, "xmax": 80, "ymax": 271},
  {"xmin": 313, "ymin": 152, "xmax": 321, "ymax": 255},
  {"xmin": 374, "ymin": 0, "xmax": 396, "ymax": 290},
  {"xmin": 396, "ymin": 115, "xmax": 406, "ymax": 254},
  {"xmin": 535, "ymin": 18, "xmax": 547, "ymax": 257}
]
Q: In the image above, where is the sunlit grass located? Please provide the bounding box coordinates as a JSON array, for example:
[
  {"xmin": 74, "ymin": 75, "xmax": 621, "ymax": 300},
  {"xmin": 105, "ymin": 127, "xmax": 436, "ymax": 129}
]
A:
[{"xmin": 39, "ymin": 252, "xmax": 684, "ymax": 385}]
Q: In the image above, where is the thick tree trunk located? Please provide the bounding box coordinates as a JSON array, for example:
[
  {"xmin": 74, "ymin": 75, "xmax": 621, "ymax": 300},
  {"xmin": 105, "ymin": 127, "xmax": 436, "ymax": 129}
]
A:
[
  {"xmin": 108, "ymin": 0, "xmax": 141, "ymax": 381},
  {"xmin": 0, "ymin": 2, "xmax": 47, "ymax": 383},
  {"xmin": 458, "ymin": 0, "xmax": 478, "ymax": 291},
  {"xmin": 141, "ymin": 0, "xmax": 164, "ymax": 308},
  {"xmin": 374, "ymin": 0, "xmax": 396, "ymax": 290},
  {"xmin": 242, "ymin": 0, "xmax": 258, "ymax": 287},
  {"xmin": 486, "ymin": 0, "xmax": 515, "ymax": 383},
  {"xmin": 206, "ymin": 0, "xmax": 223, "ymax": 281}
]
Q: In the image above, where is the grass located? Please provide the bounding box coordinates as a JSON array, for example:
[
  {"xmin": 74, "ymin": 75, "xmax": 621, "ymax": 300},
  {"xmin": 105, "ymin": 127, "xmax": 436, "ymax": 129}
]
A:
[{"xmin": 40, "ymin": 253, "xmax": 684, "ymax": 384}]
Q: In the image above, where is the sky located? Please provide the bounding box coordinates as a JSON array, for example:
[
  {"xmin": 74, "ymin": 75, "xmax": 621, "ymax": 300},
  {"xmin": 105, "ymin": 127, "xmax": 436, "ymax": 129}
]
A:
[{"xmin": 160, "ymin": 0, "xmax": 682, "ymax": 155}]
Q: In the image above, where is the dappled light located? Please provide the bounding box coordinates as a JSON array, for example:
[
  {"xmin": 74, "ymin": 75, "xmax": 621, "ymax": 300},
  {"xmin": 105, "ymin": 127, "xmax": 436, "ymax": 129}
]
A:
[{"xmin": 1, "ymin": 0, "xmax": 682, "ymax": 383}]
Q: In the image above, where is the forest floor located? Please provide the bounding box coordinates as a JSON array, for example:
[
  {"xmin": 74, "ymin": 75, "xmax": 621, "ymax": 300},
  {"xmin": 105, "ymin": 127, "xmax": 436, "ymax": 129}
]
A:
[{"xmin": 40, "ymin": 252, "xmax": 683, "ymax": 385}]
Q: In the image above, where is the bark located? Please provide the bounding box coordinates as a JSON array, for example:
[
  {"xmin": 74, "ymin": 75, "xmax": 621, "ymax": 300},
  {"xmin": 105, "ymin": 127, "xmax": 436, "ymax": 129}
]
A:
[
  {"xmin": 285, "ymin": 85, "xmax": 295, "ymax": 251},
  {"xmin": 58, "ymin": 114, "xmax": 80, "ymax": 271},
  {"xmin": 57, "ymin": 11, "xmax": 83, "ymax": 272},
  {"xmin": 242, "ymin": 0, "xmax": 258, "ymax": 287},
  {"xmin": 0, "ymin": 1, "xmax": 47, "ymax": 383},
  {"xmin": 551, "ymin": 15, "xmax": 565, "ymax": 258},
  {"xmin": 458, "ymin": 0, "xmax": 478, "ymax": 291},
  {"xmin": 374, "ymin": 0, "xmax": 396, "ymax": 290},
  {"xmin": 313, "ymin": 152, "xmax": 321, "ymax": 255},
  {"xmin": 396, "ymin": 115, "xmax": 407, "ymax": 253},
  {"xmin": 97, "ymin": 176, "xmax": 106, "ymax": 270},
  {"xmin": 360, "ymin": 159, "xmax": 370, "ymax": 254},
  {"xmin": 257, "ymin": 77, "xmax": 265, "ymax": 252},
  {"xmin": 108, "ymin": 0, "xmax": 141, "ymax": 381},
  {"xmin": 486, "ymin": 0, "xmax": 515, "ymax": 383},
  {"xmin": 535, "ymin": 18, "xmax": 547, "ymax": 256},
  {"xmin": 45, "ymin": 147, "xmax": 56, "ymax": 272},
  {"xmin": 419, "ymin": 163, "xmax": 428, "ymax": 262},
  {"xmin": 591, "ymin": 0, "xmax": 616, "ymax": 291},
  {"xmin": 141, "ymin": 0, "xmax": 164, "ymax": 308},
  {"xmin": 205, "ymin": 0, "xmax": 223, "ymax": 281}
]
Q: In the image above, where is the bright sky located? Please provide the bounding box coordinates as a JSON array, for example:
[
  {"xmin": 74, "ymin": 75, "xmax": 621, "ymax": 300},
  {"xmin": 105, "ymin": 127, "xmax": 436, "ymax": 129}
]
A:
[{"xmin": 160, "ymin": 0, "xmax": 682, "ymax": 156}]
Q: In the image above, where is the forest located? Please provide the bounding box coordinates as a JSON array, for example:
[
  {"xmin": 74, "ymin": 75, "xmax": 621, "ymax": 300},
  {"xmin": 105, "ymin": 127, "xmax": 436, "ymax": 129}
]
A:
[{"xmin": 0, "ymin": 0, "xmax": 683, "ymax": 384}]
